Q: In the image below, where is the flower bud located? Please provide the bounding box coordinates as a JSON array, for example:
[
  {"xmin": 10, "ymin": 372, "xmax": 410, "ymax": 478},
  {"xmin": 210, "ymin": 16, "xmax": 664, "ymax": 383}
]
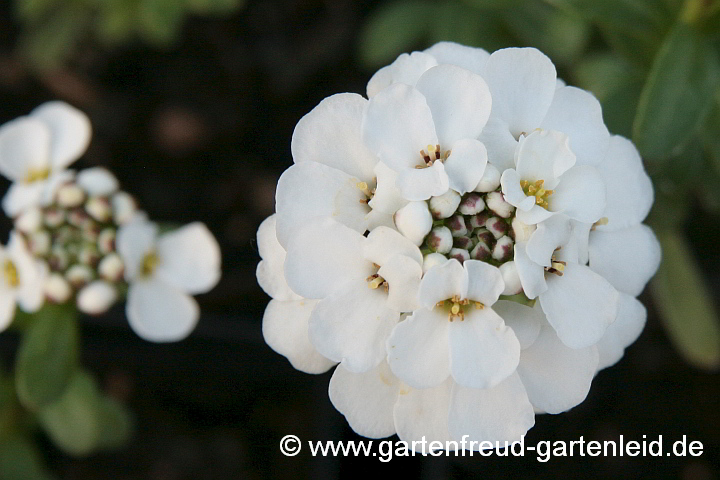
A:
[
  {"xmin": 446, "ymin": 215, "xmax": 468, "ymax": 237},
  {"xmin": 15, "ymin": 207, "xmax": 42, "ymax": 233},
  {"xmin": 511, "ymin": 218, "xmax": 536, "ymax": 243},
  {"xmin": 112, "ymin": 192, "xmax": 137, "ymax": 225},
  {"xmin": 48, "ymin": 246, "xmax": 69, "ymax": 271},
  {"xmin": 394, "ymin": 201, "xmax": 433, "ymax": 246},
  {"xmin": 422, "ymin": 252, "xmax": 447, "ymax": 274},
  {"xmin": 467, "ymin": 211, "xmax": 490, "ymax": 230},
  {"xmin": 45, "ymin": 273, "xmax": 72, "ymax": 303},
  {"xmin": 486, "ymin": 191, "xmax": 514, "ymax": 218},
  {"xmin": 67, "ymin": 208, "xmax": 91, "ymax": 228},
  {"xmin": 429, "ymin": 190, "xmax": 461, "ymax": 219},
  {"xmin": 65, "ymin": 264, "xmax": 93, "ymax": 288},
  {"xmin": 470, "ymin": 240, "xmax": 491, "ymax": 260},
  {"xmin": 474, "ymin": 163, "xmax": 501, "ymax": 192},
  {"xmin": 78, "ymin": 244, "xmax": 101, "ymax": 267},
  {"xmin": 86, "ymin": 197, "xmax": 112, "ymax": 222},
  {"xmin": 426, "ymin": 226, "xmax": 453, "ymax": 254},
  {"xmin": 457, "ymin": 193, "xmax": 486, "ymax": 215},
  {"xmin": 448, "ymin": 248, "xmax": 470, "ymax": 264},
  {"xmin": 28, "ymin": 230, "xmax": 51, "ymax": 256},
  {"xmin": 453, "ymin": 235, "xmax": 474, "ymax": 250},
  {"xmin": 98, "ymin": 228, "xmax": 116, "ymax": 254},
  {"xmin": 475, "ymin": 227, "xmax": 494, "ymax": 246},
  {"xmin": 77, "ymin": 281, "xmax": 117, "ymax": 315},
  {"xmin": 492, "ymin": 235, "xmax": 513, "ymax": 262},
  {"xmin": 98, "ymin": 253, "xmax": 124, "ymax": 282},
  {"xmin": 499, "ymin": 261, "xmax": 522, "ymax": 295},
  {"xmin": 486, "ymin": 217, "xmax": 509, "ymax": 239},
  {"xmin": 56, "ymin": 184, "xmax": 85, "ymax": 208},
  {"xmin": 44, "ymin": 207, "xmax": 65, "ymax": 228}
]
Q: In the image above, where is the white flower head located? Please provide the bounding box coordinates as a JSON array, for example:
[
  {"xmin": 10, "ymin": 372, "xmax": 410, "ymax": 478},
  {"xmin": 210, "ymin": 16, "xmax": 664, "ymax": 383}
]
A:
[{"xmin": 0, "ymin": 232, "xmax": 47, "ymax": 331}]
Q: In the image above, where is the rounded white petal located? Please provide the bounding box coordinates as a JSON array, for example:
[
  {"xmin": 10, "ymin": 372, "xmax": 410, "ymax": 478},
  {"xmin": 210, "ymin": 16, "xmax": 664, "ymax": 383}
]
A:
[
  {"xmin": 366, "ymin": 51, "xmax": 438, "ymax": 98},
  {"xmin": 443, "ymin": 139, "xmax": 488, "ymax": 195},
  {"xmin": 493, "ymin": 300, "xmax": 543, "ymax": 349},
  {"xmin": 418, "ymin": 258, "xmax": 466, "ymax": 309},
  {"xmin": 364, "ymin": 226, "xmax": 423, "ymax": 267},
  {"xmin": 448, "ymin": 373, "xmax": 534, "ymax": 444},
  {"xmin": 516, "ymin": 129, "xmax": 575, "ymax": 188},
  {"xmin": 395, "ymin": 161, "xmax": 449, "ymax": 201},
  {"xmin": 76, "ymin": 167, "xmax": 119, "ymax": 196},
  {"xmin": 31, "ymin": 101, "xmax": 91, "ymax": 171},
  {"xmin": 378, "ymin": 254, "xmax": 423, "ymax": 312},
  {"xmin": 394, "ymin": 380, "xmax": 453, "ymax": 444},
  {"xmin": 500, "ymin": 169, "xmax": 535, "ymax": 211},
  {"xmin": 362, "ymin": 83, "xmax": 437, "ymax": 172},
  {"xmin": 0, "ymin": 288, "xmax": 16, "ymax": 332},
  {"xmin": 291, "ymin": 93, "xmax": 377, "ymax": 182},
  {"xmin": 423, "ymin": 41, "xmax": 490, "ymax": 75},
  {"xmin": 517, "ymin": 324, "xmax": 599, "ymax": 414},
  {"xmin": 550, "ymin": 165, "xmax": 606, "ymax": 223},
  {"xmin": 255, "ymin": 215, "xmax": 300, "ymax": 301},
  {"xmin": 393, "ymin": 201, "xmax": 433, "ymax": 246},
  {"xmin": 364, "ymin": 209, "xmax": 395, "ymax": 231},
  {"xmin": 275, "ymin": 162, "xmax": 368, "ymax": 247},
  {"xmin": 516, "ymin": 204, "xmax": 556, "ymax": 225},
  {"xmin": 117, "ymin": 215, "xmax": 157, "ymax": 281},
  {"xmin": 2, "ymin": 181, "xmax": 45, "ymax": 217},
  {"xmin": 126, "ymin": 278, "xmax": 200, "ymax": 343},
  {"xmin": 482, "ymin": 48, "xmax": 557, "ymax": 137},
  {"xmin": 155, "ymin": 222, "xmax": 221, "ymax": 295},
  {"xmin": 0, "ymin": 117, "xmax": 51, "ymax": 181},
  {"xmin": 368, "ymin": 161, "xmax": 407, "ymax": 215},
  {"xmin": 387, "ymin": 309, "xmax": 451, "ymax": 388},
  {"xmin": 588, "ymin": 224, "xmax": 661, "ymax": 296},
  {"xmin": 449, "ymin": 307, "xmax": 520, "ymax": 388},
  {"xmin": 513, "ymin": 242, "xmax": 547, "ymax": 299},
  {"xmin": 262, "ymin": 298, "xmax": 335, "ymax": 374},
  {"xmin": 540, "ymin": 86, "xmax": 609, "ymax": 167},
  {"xmin": 539, "ymin": 262, "xmax": 619, "ymax": 349},
  {"xmin": 474, "ymin": 162, "xmax": 501, "ymax": 192},
  {"xmin": 596, "ymin": 293, "xmax": 647, "ymax": 370},
  {"xmin": 9, "ymin": 232, "xmax": 46, "ymax": 312},
  {"xmin": 329, "ymin": 361, "xmax": 399, "ymax": 438},
  {"xmin": 423, "ymin": 252, "xmax": 447, "ymax": 273},
  {"xmin": 525, "ymin": 214, "xmax": 572, "ymax": 267},
  {"xmin": 465, "ymin": 260, "xmax": 504, "ymax": 306},
  {"xmin": 478, "ymin": 118, "xmax": 518, "ymax": 171},
  {"xmin": 415, "ymin": 65, "xmax": 491, "ymax": 146},
  {"xmin": 499, "ymin": 262, "xmax": 523, "ymax": 295},
  {"xmin": 77, "ymin": 281, "xmax": 117, "ymax": 315},
  {"xmin": 309, "ymin": 279, "xmax": 398, "ymax": 373}
]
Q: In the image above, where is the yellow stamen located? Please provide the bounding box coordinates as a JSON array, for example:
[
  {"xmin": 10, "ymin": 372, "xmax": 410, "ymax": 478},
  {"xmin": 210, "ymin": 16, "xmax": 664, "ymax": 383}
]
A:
[
  {"xmin": 367, "ymin": 275, "xmax": 385, "ymax": 289},
  {"xmin": 141, "ymin": 252, "xmax": 159, "ymax": 277},
  {"xmin": 551, "ymin": 261, "xmax": 565, "ymax": 272},
  {"xmin": 451, "ymin": 303, "xmax": 460, "ymax": 316},
  {"xmin": 26, "ymin": 167, "xmax": 50, "ymax": 183},
  {"xmin": 475, "ymin": 302, "xmax": 484, "ymax": 309},
  {"xmin": 356, "ymin": 181, "xmax": 373, "ymax": 198},
  {"xmin": 3, "ymin": 260, "xmax": 19, "ymax": 287}
]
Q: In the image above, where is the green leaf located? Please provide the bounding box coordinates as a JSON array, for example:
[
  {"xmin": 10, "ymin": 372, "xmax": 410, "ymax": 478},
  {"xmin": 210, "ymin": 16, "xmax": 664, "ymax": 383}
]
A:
[
  {"xmin": 632, "ymin": 23, "xmax": 720, "ymax": 164},
  {"xmin": 138, "ymin": 0, "xmax": 187, "ymax": 47},
  {"xmin": 185, "ymin": 0, "xmax": 244, "ymax": 15},
  {"xmin": 15, "ymin": 304, "xmax": 80, "ymax": 411},
  {"xmin": 0, "ymin": 436, "xmax": 55, "ymax": 480},
  {"xmin": 650, "ymin": 230, "xmax": 720, "ymax": 370},
  {"xmin": 38, "ymin": 371, "xmax": 101, "ymax": 457},
  {"xmin": 427, "ymin": 2, "xmax": 511, "ymax": 52},
  {"xmin": 94, "ymin": 395, "xmax": 133, "ymax": 451}
]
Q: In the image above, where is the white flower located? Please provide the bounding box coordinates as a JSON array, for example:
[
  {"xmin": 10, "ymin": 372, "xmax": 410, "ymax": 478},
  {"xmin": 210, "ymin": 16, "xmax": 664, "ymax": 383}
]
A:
[
  {"xmin": 0, "ymin": 102, "xmax": 91, "ymax": 216},
  {"xmin": 0, "ymin": 232, "xmax": 46, "ymax": 330},
  {"xmin": 117, "ymin": 215, "xmax": 220, "ymax": 342},
  {"xmin": 76, "ymin": 280, "xmax": 117, "ymax": 315}
]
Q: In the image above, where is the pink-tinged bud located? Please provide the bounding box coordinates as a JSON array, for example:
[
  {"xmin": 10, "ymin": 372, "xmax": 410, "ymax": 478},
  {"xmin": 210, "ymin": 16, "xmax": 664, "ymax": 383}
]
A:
[
  {"xmin": 511, "ymin": 218, "xmax": 536, "ymax": 243},
  {"xmin": 448, "ymin": 248, "xmax": 470, "ymax": 264},
  {"xmin": 492, "ymin": 235, "xmax": 513, "ymax": 262},
  {"xmin": 85, "ymin": 197, "xmax": 112, "ymax": 222},
  {"xmin": 499, "ymin": 261, "xmax": 522, "ymax": 295},
  {"xmin": 458, "ymin": 193, "xmax": 486, "ymax": 215},
  {"xmin": 486, "ymin": 191, "xmax": 514, "ymax": 218},
  {"xmin": 112, "ymin": 192, "xmax": 138, "ymax": 225},
  {"xmin": 447, "ymin": 215, "xmax": 468, "ymax": 237},
  {"xmin": 77, "ymin": 281, "xmax": 117, "ymax": 315},
  {"xmin": 56, "ymin": 184, "xmax": 86, "ymax": 208},
  {"xmin": 45, "ymin": 273, "xmax": 72, "ymax": 303},
  {"xmin": 67, "ymin": 208, "xmax": 91, "ymax": 228},
  {"xmin": 28, "ymin": 230, "xmax": 51, "ymax": 256},
  {"xmin": 426, "ymin": 226, "xmax": 453, "ymax": 254},
  {"xmin": 474, "ymin": 163, "xmax": 501, "ymax": 192},
  {"xmin": 422, "ymin": 252, "xmax": 447, "ymax": 274},
  {"xmin": 429, "ymin": 190, "xmax": 461, "ymax": 219},
  {"xmin": 44, "ymin": 207, "xmax": 65, "ymax": 228},
  {"xmin": 78, "ymin": 244, "xmax": 101, "ymax": 267},
  {"xmin": 65, "ymin": 264, "xmax": 93, "ymax": 288},
  {"xmin": 470, "ymin": 240, "xmax": 491, "ymax": 260},
  {"xmin": 98, "ymin": 253, "xmax": 125, "ymax": 282},
  {"xmin": 467, "ymin": 211, "xmax": 490, "ymax": 230},
  {"xmin": 15, "ymin": 207, "xmax": 42, "ymax": 233},
  {"xmin": 453, "ymin": 235, "xmax": 474, "ymax": 250},
  {"xmin": 486, "ymin": 217, "xmax": 509, "ymax": 239},
  {"xmin": 475, "ymin": 227, "xmax": 494, "ymax": 246},
  {"xmin": 394, "ymin": 201, "xmax": 433, "ymax": 246},
  {"xmin": 98, "ymin": 228, "xmax": 116, "ymax": 254}
]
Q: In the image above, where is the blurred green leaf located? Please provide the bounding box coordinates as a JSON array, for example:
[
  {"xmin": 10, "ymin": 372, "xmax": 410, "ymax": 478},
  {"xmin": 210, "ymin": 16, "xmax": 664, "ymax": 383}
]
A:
[
  {"xmin": 95, "ymin": 0, "xmax": 137, "ymax": 45},
  {"xmin": 650, "ymin": 230, "xmax": 720, "ymax": 370},
  {"xmin": 15, "ymin": 304, "xmax": 80, "ymax": 412},
  {"xmin": 138, "ymin": 0, "xmax": 187, "ymax": 47},
  {"xmin": 0, "ymin": 436, "xmax": 54, "ymax": 480},
  {"xmin": 94, "ymin": 395, "xmax": 134, "ymax": 451},
  {"xmin": 705, "ymin": 94, "xmax": 720, "ymax": 175},
  {"xmin": 186, "ymin": 0, "xmax": 244, "ymax": 15},
  {"xmin": 13, "ymin": 0, "xmax": 57, "ymax": 21},
  {"xmin": 18, "ymin": 3, "xmax": 90, "ymax": 69},
  {"xmin": 38, "ymin": 371, "xmax": 101, "ymax": 456},
  {"xmin": 632, "ymin": 22, "xmax": 720, "ymax": 164},
  {"xmin": 428, "ymin": 2, "xmax": 510, "ymax": 52}
]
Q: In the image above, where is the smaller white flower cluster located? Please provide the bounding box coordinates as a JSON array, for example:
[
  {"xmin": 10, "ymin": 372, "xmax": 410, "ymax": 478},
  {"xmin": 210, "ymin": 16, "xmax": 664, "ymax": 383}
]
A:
[
  {"xmin": 0, "ymin": 102, "xmax": 221, "ymax": 342},
  {"xmin": 259, "ymin": 43, "xmax": 662, "ymax": 446}
]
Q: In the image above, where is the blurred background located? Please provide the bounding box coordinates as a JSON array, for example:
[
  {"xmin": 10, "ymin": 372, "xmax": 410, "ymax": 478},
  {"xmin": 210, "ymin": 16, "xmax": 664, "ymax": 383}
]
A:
[{"xmin": 0, "ymin": 0, "xmax": 718, "ymax": 478}]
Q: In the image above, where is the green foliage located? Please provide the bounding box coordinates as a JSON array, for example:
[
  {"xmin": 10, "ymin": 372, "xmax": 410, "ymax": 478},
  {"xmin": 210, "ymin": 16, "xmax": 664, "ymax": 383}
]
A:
[{"xmin": 0, "ymin": 436, "xmax": 55, "ymax": 480}]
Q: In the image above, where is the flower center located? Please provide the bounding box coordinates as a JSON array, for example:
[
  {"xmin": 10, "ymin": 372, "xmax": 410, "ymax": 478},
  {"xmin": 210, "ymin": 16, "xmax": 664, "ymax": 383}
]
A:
[
  {"xmin": 435, "ymin": 295, "xmax": 484, "ymax": 322},
  {"xmin": 25, "ymin": 167, "xmax": 50, "ymax": 183},
  {"xmin": 417, "ymin": 144, "xmax": 450, "ymax": 168},
  {"xmin": 3, "ymin": 260, "xmax": 19, "ymax": 287},
  {"xmin": 141, "ymin": 251, "xmax": 159, "ymax": 277},
  {"xmin": 520, "ymin": 179, "xmax": 553, "ymax": 209}
]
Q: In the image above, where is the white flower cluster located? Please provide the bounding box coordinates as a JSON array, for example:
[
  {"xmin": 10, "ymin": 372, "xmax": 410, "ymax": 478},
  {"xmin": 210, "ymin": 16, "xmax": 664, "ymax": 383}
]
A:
[
  {"xmin": 0, "ymin": 102, "xmax": 221, "ymax": 342},
  {"xmin": 258, "ymin": 43, "xmax": 661, "ymax": 445}
]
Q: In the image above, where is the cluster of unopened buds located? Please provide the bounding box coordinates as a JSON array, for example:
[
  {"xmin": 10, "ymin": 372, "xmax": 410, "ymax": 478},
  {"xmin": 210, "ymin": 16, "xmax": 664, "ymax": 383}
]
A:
[
  {"xmin": 0, "ymin": 101, "xmax": 221, "ymax": 342},
  {"xmin": 259, "ymin": 43, "xmax": 661, "ymax": 446}
]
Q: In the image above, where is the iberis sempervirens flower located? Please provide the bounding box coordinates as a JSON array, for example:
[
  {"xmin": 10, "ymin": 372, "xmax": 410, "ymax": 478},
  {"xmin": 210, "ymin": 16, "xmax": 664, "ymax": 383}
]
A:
[
  {"xmin": 258, "ymin": 43, "xmax": 660, "ymax": 446},
  {"xmin": 0, "ymin": 102, "xmax": 221, "ymax": 342}
]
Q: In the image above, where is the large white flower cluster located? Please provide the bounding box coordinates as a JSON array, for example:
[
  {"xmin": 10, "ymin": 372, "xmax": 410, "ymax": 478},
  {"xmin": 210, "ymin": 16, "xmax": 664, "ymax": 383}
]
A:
[
  {"xmin": 0, "ymin": 102, "xmax": 221, "ymax": 342},
  {"xmin": 258, "ymin": 43, "xmax": 661, "ymax": 445}
]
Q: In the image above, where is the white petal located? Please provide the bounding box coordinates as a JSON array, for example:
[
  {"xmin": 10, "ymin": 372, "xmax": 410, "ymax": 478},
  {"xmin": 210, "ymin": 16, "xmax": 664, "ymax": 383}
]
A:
[
  {"xmin": 291, "ymin": 93, "xmax": 377, "ymax": 182},
  {"xmin": 465, "ymin": 260, "xmax": 504, "ymax": 306},
  {"xmin": 309, "ymin": 279, "xmax": 398, "ymax": 372},
  {"xmin": 569, "ymin": 220, "xmax": 592, "ymax": 265},
  {"xmin": 539, "ymin": 262, "xmax": 619, "ymax": 348},
  {"xmin": 366, "ymin": 52, "xmax": 438, "ymax": 98},
  {"xmin": 329, "ymin": 361, "xmax": 399, "ymax": 438},
  {"xmin": 478, "ymin": 117, "xmax": 518, "ymax": 171},
  {"xmin": 500, "ymin": 169, "xmax": 536, "ymax": 211},
  {"xmin": 0, "ymin": 117, "xmax": 50, "ymax": 181},
  {"xmin": 378, "ymin": 254, "xmax": 423, "ymax": 312},
  {"xmin": 594, "ymin": 135, "xmax": 653, "ymax": 232},
  {"xmin": 8, "ymin": 232, "xmax": 44, "ymax": 311},
  {"xmin": 516, "ymin": 204, "xmax": 555, "ymax": 225},
  {"xmin": 368, "ymin": 161, "xmax": 407, "ymax": 215},
  {"xmin": 362, "ymin": 83, "xmax": 437, "ymax": 172},
  {"xmin": 126, "ymin": 279, "xmax": 199, "ymax": 342},
  {"xmin": 40, "ymin": 170, "xmax": 75, "ymax": 206},
  {"xmin": 262, "ymin": 298, "xmax": 335, "ymax": 374},
  {"xmin": 588, "ymin": 224, "xmax": 661, "ymax": 296},
  {"xmin": 76, "ymin": 167, "xmax": 119, "ymax": 196},
  {"xmin": 117, "ymin": 215, "xmax": 158, "ymax": 281},
  {"xmin": 449, "ymin": 307, "xmax": 520, "ymax": 388},
  {"xmin": 525, "ymin": 214, "xmax": 572, "ymax": 267},
  {"xmin": 275, "ymin": 162, "xmax": 368, "ymax": 247},
  {"xmin": 283, "ymin": 217, "xmax": 372, "ymax": 299},
  {"xmin": 550, "ymin": 165, "xmax": 606, "ymax": 223},
  {"xmin": 395, "ymin": 158, "xmax": 449, "ymax": 201},
  {"xmin": 155, "ymin": 222, "xmax": 221, "ymax": 295},
  {"xmin": 443, "ymin": 139, "xmax": 487, "ymax": 195},
  {"xmin": 540, "ymin": 86, "xmax": 609, "ymax": 167},
  {"xmin": 482, "ymin": 48, "xmax": 557, "ymax": 137},
  {"xmin": 0, "ymin": 288, "xmax": 16, "ymax": 332},
  {"xmin": 515, "ymin": 129, "xmax": 575, "ymax": 188},
  {"xmin": 415, "ymin": 64, "xmax": 491, "ymax": 146},
  {"xmin": 364, "ymin": 209, "xmax": 395, "ymax": 231},
  {"xmin": 394, "ymin": 380, "xmax": 453, "ymax": 444},
  {"xmin": 2, "ymin": 181, "xmax": 45, "ymax": 217},
  {"xmin": 513, "ymin": 242, "xmax": 547, "ymax": 299},
  {"xmin": 76, "ymin": 280, "xmax": 117, "ymax": 315},
  {"xmin": 393, "ymin": 201, "xmax": 433, "ymax": 246},
  {"xmin": 448, "ymin": 372, "xmax": 534, "ymax": 444},
  {"xmin": 31, "ymin": 102, "xmax": 91, "ymax": 171},
  {"xmin": 387, "ymin": 309, "xmax": 451, "ymax": 388},
  {"xmin": 364, "ymin": 226, "xmax": 423, "ymax": 267},
  {"xmin": 596, "ymin": 293, "xmax": 646, "ymax": 370},
  {"xmin": 517, "ymin": 324, "xmax": 598, "ymax": 414},
  {"xmin": 417, "ymin": 258, "xmax": 466, "ymax": 309},
  {"xmin": 256, "ymin": 215, "xmax": 300, "ymax": 301},
  {"xmin": 493, "ymin": 300, "xmax": 543, "ymax": 349},
  {"xmin": 424, "ymin": 41, "xmax": 490, "ymax": 75}
]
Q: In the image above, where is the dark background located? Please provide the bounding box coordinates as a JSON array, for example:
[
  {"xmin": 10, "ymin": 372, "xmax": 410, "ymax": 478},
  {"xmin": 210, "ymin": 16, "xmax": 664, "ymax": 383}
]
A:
[{"xmin": 0, "ymin": 0, "xmax": 718, "ymax": 478}]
